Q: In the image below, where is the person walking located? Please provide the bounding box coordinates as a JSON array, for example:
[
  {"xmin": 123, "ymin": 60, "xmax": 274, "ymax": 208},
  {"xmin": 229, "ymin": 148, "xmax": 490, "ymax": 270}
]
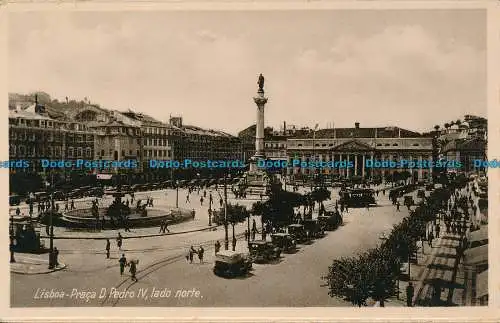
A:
[
  {"xmin": 428, "ymin": 231, "xmax": 434, "ymax": 248},
  {"xmin": 70, "ymin": 200, "xmax": 75, "ymax": 210},
  {"xmin": 189, "ymin": 246, "xmax": 196, "ymax": 264},
  {"xmin": 105, "ymin": 239, "xmax": 110, "ymax": 259},
  {"xmin": 200, "ymin": 196, "xmax": 204, "ymax": 206},
  {"xmin": 214, "ymin": 240, "xmax": 221, "ymax": 255},
  {"xmin": 129, "ymin": 260, "xmax": 138, "ymax": 282},
  {"xmin": 396, "ymin": 201, "xmax": 400, "ymax": 211},
  {"xmin": 54, "ymin": 247, "xmax": 60, "ymax": 266},
  {"xmin": 198, "ymin": 246, "xmax": 204, "ymax": 264},
  {"xmin": 435, "ymin": 223, "xmax": 441, "ymax": 238},
  {"xmin": 406, "ymin": 282, "xmax": 414, "ymax": 307},
  {"xmin": 119, "ymin": 254, "xmax": 127, "ymax": 275},
  {"xmin": 186, "ymin": 194, "xmax": 190, "ymax": 204},
  {"xmin": 117, "ymin": 232, "xmax": 123, "ymax": 250}
]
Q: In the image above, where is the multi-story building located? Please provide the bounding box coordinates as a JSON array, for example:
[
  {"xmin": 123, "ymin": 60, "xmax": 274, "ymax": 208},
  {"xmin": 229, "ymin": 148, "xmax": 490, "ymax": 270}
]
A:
[
  {"xmin": 286, "ymin": 123, "xmax": 434, "ymax": 181},
  {"xmin": 169, "ymin": 116, "xmax": 242, "ymax": 161},
  {"xmin": 9, "ymin": 101, "xmax": 96, "ymax": 193}
]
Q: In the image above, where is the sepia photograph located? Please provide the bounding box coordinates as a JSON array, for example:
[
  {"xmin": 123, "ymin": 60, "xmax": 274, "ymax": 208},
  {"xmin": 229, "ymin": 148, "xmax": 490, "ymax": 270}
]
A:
[{"xmin": 6, "ymin": 8, "xmax": 489, "ymax": 311}]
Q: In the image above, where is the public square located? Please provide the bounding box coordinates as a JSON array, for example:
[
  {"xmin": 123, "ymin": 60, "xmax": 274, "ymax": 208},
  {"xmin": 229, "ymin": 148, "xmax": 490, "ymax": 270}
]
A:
[{"xmin": 12, "ymin": 185, "xmax": 412, "ymax": 307}]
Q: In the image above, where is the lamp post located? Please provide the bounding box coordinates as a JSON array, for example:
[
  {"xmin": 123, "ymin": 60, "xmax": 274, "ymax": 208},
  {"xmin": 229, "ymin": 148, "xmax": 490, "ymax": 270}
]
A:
[
  {"xmin": 10, "ymin": 215, "xmax": 15, "ymax": 263},
  {"xmin": 224, "ymin": 171, "xmax": 229, "ymax": 250},
  {"xmin": 47, "ymin": 171, "xmax": 56, "ymax": 269},
  {"xmin": 175, "ymin": 180, "xmax": 179, "ymax": 209}
]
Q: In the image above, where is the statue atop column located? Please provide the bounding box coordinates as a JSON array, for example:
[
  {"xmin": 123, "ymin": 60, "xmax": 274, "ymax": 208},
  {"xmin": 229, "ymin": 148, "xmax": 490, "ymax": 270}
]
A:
[{"xmin": 258, "ymin": 73, "xmax": 265, "ymax": 93}]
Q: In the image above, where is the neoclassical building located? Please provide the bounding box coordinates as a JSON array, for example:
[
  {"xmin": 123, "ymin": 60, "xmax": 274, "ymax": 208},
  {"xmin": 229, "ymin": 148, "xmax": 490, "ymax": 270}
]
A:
[{"xmin": 285, "ymin": 123, "xmax": 434, "ymax": 181}]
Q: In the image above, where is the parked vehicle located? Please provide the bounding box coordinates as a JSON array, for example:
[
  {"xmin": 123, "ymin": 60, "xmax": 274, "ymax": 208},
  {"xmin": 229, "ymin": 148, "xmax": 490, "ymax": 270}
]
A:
[
  {"xmin": 52, "ymin": 190, "xmax": 66, "ymax": 201},
  {"xmin": 404, "ymin": 195, "xmax": 414, "ymax": 207},
  {"xmin": 270, "ymin": 233, "xmax": 297, "ymax": 253},
  {"xmin": 9, "ymin": 195, "xmax": 21, "ymax": 206},
  {"xmin": 301, "ymin": 219, "xmax": 325, "ymax": 238},
  {"xmin": 213, "ymin": 250, "xmax": 252, "ymax": 278},
  {"xmin": 248, "ymin": 240, "xmax": 281, "ymax": 263},
  {"xmin": 287, "ymin": 224, "xmax": 308, "ymax": 243},
  {"xmin": 33, "ymin": 191, "xmax": 49, "ymax": 203},
  {"xmin": 417, "ymin": 189, "xmax": 426, "ymax": 199},
  {"xmin": 317, "ymin": 213, "xmax": 343, "ymax": 231}
]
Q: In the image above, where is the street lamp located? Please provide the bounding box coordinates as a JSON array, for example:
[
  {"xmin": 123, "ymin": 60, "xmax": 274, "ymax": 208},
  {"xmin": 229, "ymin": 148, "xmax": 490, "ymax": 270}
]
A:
[
  {"xmin": 175, "ymin": 180, "xmax": 179, "ymax": 209},
  {"xmin": 223, "ymin": 171, "xmax": 229, "ymax": 250},
  {"xmin": 9, "ymin": 215, "xmax": 15, "ymax": 263},
  {"xmin": 48, "ymin": 172, "xmax": 55, "ymax": 269}
]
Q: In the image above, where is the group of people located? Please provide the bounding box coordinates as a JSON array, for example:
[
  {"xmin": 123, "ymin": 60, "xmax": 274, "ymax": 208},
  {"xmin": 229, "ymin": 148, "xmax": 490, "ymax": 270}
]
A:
[
  {"xmin": 118, "ymin": 253, "xmax": 138, "ymax": 282},
  {"xmin": 187, "ymin": 245, "xmax": 205, "ymax": 264}
]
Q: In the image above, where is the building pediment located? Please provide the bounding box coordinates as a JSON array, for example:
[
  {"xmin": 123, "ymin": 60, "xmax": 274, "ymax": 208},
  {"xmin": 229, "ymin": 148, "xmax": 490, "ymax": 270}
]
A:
[{"xmin": 331, "ymin": 140, "xmax": 373, "ymax": 152}]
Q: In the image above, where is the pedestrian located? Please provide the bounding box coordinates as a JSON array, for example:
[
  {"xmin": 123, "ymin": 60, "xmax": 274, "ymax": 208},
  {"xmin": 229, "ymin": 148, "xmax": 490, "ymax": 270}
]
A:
[
  {"xmin": 214, "ymin": 240, "xmax": 221, "ymax": 255},
  {"xmin": 124, "ymin": 220, "xmax": 131, "ymax": 232},
  {"xmin": 198, "ymin": 246, "xmax": 204, "ymax": 264},
  {"xmin": 435, "ymin": 223, "xmax": 440, "ymax": 238},
  {"xmin": 406, "ymin": 283, "xmax": 414, "ymax": 307},
  {"xmin": 219, "ymin": 198, "xmax": 223, "ymax": 207},
  {"xmin": 232, "ymin": 237, "xmax": 237, "ymax": 250},
  {"xmin": 159, "ymin": 220, "xmax": 164, "ymax": 233},
  {"xmin": 200, "ymin": 196, "xmax": 204, "ymax": 206},
  {"xmin": 129, "ymin": 260, "xmax": 138, "ymax": 282},
  {"xmin": 189, "ymin": 246, "xmax": 196, "ymax": 264},
  {"xmin": 54, "ymin": 247, "xmax": 59, "ymax": 266},
  {"xmin": 396, "ymin": 201, "xmax": 400, "ymax": 211},
  {"xmin": 203, "ymin": 190, "xmax": 207, "ymax": 198},
  {"xmin": 71, "ymin": 200, "xmax": 75, "ymax": 210},
  {"xmin": 119, "ymin": 254, "xmax": 127, "ymax": 275},
  {"xmin": 191, "ymin": 209, "xmax": 195, "ymax": 219},
  {"xmin": 106, "ymin": 238, "xmax": 110, "ymax": 259},
  {"xmin": 428, "ymin": 231, "xmax": 434, "ymax": 248},
  {"xmin": 117, "ymin": 232, "xmax": 123, "ymax": 250},
  {"xmin": 186, "ymin": 194, "xmax": 190, "ymax": 203},
  {"xmin": 164, "ymin": 220, "xmax": 170, "ymax": 233},
  {"xmin": 244, "ymin": 229, "xmax": 249, "ymax": 241}
]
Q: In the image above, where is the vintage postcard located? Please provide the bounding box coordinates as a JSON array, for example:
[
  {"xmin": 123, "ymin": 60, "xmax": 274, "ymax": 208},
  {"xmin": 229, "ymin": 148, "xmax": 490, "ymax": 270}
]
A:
[{"xmin": 1, "ymin": 1, "xmax": 499, "ymax": 322}]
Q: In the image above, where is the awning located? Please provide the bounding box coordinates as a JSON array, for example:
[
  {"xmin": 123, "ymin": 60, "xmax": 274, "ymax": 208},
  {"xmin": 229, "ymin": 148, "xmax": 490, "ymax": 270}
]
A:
[
  {"xmin": 97, "ymin": 174, "xmax": 113, "ymax": 180},
  {"xmin": 476, "ymin": 270, "xmax": 488, "ymax": 298},
  {"xmin": 464, "ymin": 244, "xmax": 488, "ymax": 266}
]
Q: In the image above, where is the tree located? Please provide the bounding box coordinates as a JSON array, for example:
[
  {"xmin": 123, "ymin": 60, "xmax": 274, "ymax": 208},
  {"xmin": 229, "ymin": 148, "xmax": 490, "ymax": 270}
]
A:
[
  {"xmin": 434, "ymin": 125, "xmax": 440, "ymax": 131},
  {"xmin": 444, "ymin": 123, "xmax": 450, "ymax": 129},
  {"xmin": 365, "ymin": 248, "xmax": 399, "ymax": 307}
]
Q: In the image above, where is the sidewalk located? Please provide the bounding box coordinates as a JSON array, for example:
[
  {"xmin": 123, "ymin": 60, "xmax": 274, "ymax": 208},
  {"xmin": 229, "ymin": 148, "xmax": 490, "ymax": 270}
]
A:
[{"xmin": 10, "ymin": 253, "xmax": 67, "ymax": 275}]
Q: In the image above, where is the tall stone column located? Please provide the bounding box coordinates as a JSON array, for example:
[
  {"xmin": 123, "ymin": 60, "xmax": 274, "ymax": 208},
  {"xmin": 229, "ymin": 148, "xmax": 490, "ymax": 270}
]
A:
[
  {"xmin": 418, "ymin": 155, "xmax": 423, "ymax": 180},
  {"xmin": 354, "ymin": 154, "xmax": 358, "ymax": 176},
  {"xmin": 250, "ymin": 90, "xmax": 268, "ymax": 171},
  {"xmin": 347, "ymin": 155, "xmax": 350, "ymax": 178},
  {"xmin": 362, "ymin": 154, "xmax": 366, "ymax": 178}
]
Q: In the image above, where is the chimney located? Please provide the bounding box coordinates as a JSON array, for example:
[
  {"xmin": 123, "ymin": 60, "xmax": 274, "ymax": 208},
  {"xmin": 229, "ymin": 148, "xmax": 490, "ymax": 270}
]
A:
[
  {"xmin": 35, "ymin": 94, "xmax": 38, "ymax": 105},
  {"xmin": 283, "ymin": 121, "xmax": 286, "ymax": 133},
  {"xmin": 355, "ymin": 122, "xmax": 360, "ymax": 129}
]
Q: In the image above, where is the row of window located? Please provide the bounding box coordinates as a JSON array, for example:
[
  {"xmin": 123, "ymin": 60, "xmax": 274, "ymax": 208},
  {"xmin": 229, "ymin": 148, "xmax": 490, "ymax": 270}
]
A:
[
  {"xmin": 144, "ymin": 127, "xmax": 170, "ymax": 136},
  {"xmin": 9, "ymin": 145, "xmax": 92, "ymax": 158},
  {"xmin": 143, "ymin": 138, "xmax": 169, "ymax": 147},
  {"xmin": 292, "ymin": 142, "xmax": 421, "ymax": 148},
  {"xmin": 144, "ymin": 150, "xmax": 171, "ymax": 158}
]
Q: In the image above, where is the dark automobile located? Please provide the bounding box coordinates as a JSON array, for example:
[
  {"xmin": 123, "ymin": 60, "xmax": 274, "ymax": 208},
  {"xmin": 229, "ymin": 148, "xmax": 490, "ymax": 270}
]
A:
[
  {"xmin": 318, "ymin": 213, "xmax": 342, "ymax": 231},
  {"xmin": 417, "ymin": 189, "xmax": 425, "ymax": 199},
  {"xmin": 270, "ymin": 233, "xmax": 297, "ymax": 253},
  {"xmin": 9, "ymin": 195, "xmax": 21, "ymax": 206},
  {"xmin": 88, "ymin": 187, "xmax": 104, "ymax": 197},
  {"xmin": 287, "ymin": 224, "xmax": 308, "ymax": 243},
  {"xmin": 404, "ymin": 195, "xmax": 414, "ymax": 207},
  {"xmin": 213, "ymin": 250, "xmax": 252, "ymax": 278},
  {"xmin": 33, "ymin": 191, "xmax": 49, "ymax": 203},
  {"xmin": 301, "ymin": 219, "xmax": 325, "ymax": 238},
  {"xmin": 248, "ymin": 240, "xmax": 281, "ymax": 263},
  {"xmin": 52, "ymin": 190, "xmax": 66, "ymax": 201}
]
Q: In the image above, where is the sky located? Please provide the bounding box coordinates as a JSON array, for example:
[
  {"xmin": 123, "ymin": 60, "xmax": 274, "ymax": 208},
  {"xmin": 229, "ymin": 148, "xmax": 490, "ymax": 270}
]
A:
[{"xmin": 8, "ymin": 10, "xmax": 486, "ymax": 135}]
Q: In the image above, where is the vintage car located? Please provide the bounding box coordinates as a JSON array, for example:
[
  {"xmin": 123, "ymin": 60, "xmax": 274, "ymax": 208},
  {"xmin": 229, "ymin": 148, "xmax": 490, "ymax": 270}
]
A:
[
  {"xmin": 270, "ymin": 233, "xmax": 297, "ymax": 253},
  {"xmin": 213, "ymin": 250, "xmax": 252, "ymax": 277},
  {"xmin": 317, "ymin": 214, "xmax": 342, "ymax": 231},
  {"xmin": 9, "ymin": 195, "xmax": 21, "ymax": 206},
  {"xmin": 301, "ymin": 219, "xmax": 325, "ymax": 238},
  {"xmin": 404, "ymin": 195, "xmax": 414, "ymax": 207},
  {"xmin": 287, "ymin": 224, "xmax": 308, "ymax": 243},
  {"xmin": 417, "ymin": 189, "xmax": 426, "ymax": 199},
  {"xmin": 248, "ymin": 240, "xmax": 281, "ymax": 263}
]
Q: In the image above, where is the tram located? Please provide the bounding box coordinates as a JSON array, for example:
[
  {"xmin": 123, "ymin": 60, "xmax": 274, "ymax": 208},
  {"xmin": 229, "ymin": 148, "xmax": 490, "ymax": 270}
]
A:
[{"xmin": 339, "ymin": 188, "xmax": 376, "ymax": 207}]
